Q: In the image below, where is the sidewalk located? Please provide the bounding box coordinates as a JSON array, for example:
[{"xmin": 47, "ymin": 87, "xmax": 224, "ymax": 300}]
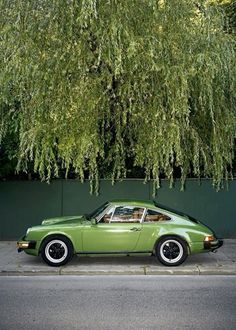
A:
[{"xmin": 0, "ymin": 240, "xmax": 236, "ymax": 276}]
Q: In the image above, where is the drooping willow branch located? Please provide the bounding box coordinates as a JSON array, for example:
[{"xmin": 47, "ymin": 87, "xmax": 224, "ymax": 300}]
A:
[{"xmin": 0, "ymin": 0, "xmax": 235, "ymax": 193}]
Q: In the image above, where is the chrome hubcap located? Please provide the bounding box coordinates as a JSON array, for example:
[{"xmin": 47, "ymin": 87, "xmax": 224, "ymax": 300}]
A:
[
  {"xmin": 45, "ymin": 240, "xmax": 68, "ymax": 263},
  {"xmin": 160, "ymin": 240, "xmax": 183, "ymax": 263}
]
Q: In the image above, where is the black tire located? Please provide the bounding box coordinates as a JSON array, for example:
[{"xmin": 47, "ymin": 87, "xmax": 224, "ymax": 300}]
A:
[
  {"xmin": 155, "ymin": 236, "xmax": 188, "ymax": 266},
  {"xmin": 41, "ymin": 235, "xmax": 74, "ymax": 267}
]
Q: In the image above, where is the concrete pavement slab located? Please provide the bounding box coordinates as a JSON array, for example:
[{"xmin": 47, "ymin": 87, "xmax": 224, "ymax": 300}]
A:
[{"xmin": 0, "ymin": 240, "xmax": 236, "ymax": 275}]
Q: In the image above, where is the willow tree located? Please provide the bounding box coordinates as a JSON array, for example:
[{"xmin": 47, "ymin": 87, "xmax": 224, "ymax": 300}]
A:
[{"xmin": 0, "ymin": 0, "xmax": 235, "ymax": 192}]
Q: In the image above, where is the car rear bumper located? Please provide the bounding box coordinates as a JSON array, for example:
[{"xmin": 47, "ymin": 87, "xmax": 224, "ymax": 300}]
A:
[
  {"xmin": 204, "ymin": 239, "xmax": 224, "ymax": 251},
  {"xmin": 17, "ymin": 237, "xmax": 37, "ymax": 252}
]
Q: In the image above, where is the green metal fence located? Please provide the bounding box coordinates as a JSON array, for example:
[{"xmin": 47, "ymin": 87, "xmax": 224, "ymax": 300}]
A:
[{"xmin": 0, "ymin": 179, "xmax": 236, "ymax": 239}]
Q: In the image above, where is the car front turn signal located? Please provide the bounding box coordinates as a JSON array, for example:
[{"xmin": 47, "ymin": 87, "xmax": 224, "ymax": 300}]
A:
[{"xmin": 204, "ymin": 235, "xmax": 215, "ymax": 242}]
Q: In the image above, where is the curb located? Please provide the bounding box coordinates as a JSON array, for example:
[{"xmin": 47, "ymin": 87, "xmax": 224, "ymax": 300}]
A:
[{"xmin": 1, "ymin": 268, "xmax": 236, "ymax": 276}]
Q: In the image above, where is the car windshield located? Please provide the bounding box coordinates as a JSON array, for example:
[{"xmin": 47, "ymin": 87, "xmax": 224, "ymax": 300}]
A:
[{"xmin": 87, "ymin": 202, "xmax": 109, "ymax": 220}]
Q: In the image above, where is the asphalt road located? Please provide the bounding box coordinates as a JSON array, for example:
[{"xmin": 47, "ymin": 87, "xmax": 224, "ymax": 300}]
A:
[{"xmin": 0, "ymin": 275, "xmax": 236, "ymax": 330}]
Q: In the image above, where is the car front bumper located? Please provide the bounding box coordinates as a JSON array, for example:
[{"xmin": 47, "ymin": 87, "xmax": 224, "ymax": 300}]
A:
[
  {"xmin": 204, "ymin": 239, "xmax": 224, "ymax": 251},
  {"xmin": 17, "ymin": 237, "xmax": 37, "ymax": 252}
]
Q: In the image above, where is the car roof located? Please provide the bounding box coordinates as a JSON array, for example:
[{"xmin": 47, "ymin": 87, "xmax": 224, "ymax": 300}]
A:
[
  {"xmin": 109, "ymin": 199, "xmax": 156, "ymax": 208},
  {"xmin": 108, "ymin": 199, "xmax": 188, "ymax": 219}
]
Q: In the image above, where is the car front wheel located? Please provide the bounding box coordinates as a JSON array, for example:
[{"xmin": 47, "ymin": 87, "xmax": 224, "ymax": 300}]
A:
[
  {"xmin": 156, "ymin": 236, "xmax": 188, "ymax": 266},
  {"xmin": 41, "ymin": 236, "xmax": 74, "ymax": 267}
]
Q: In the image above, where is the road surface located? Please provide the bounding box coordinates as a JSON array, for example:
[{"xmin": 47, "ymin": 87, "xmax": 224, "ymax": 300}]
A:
[{"xmin": 1, "ymin": 275, "xmax": 236, "ymax": 329}]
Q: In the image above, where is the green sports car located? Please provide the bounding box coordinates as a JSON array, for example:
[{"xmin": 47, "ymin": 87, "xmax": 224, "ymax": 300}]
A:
[{"xmin": 17, "ymin": 199, "xmax": 223, "ymax": 267}]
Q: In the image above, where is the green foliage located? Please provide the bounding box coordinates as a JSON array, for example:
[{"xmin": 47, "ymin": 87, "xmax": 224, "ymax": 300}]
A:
[
  {"xmin": 0, "ymin": 0, "xmax": 235, "ymax": 192},
  {"xmin": 221, "ymin": 0, "xmax": 236, "ymax": 33}
]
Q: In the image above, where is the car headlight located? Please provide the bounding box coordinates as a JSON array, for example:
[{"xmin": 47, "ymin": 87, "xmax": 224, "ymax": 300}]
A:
[{"xmin": 204, "ymin": 235, "xmax": 215, "ymax": 242}]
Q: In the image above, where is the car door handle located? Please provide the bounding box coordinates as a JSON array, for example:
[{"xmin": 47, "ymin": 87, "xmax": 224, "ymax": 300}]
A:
[{"xmin": 130, "ymin": 227, "xmax": 141, "ymax": 232}]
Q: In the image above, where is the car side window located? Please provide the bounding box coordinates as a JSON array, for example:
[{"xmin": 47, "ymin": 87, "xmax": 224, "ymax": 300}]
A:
[
  {"xmin": 111, "ymin": 206, "xmax": 144, "ymax": 223},
  {"xmin": 99, "ymin": 207, "xmax": 115, "ymax": 223},
  {"xmin": 144, "ymin": 209, "xmax": 171, "ymax": 222}
]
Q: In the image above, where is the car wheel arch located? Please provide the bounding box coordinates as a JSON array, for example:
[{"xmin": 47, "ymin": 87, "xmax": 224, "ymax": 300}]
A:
[
  {"xmin": 153, "ymin": 234, "xmax": 190, "ymax": 255},
  {"xmin": 39, "ymin": 233, "xmax": 75, "ymax": 255}
]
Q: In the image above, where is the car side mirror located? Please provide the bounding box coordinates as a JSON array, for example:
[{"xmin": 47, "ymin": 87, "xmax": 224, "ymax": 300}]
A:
[{"xmin": 91, "ymin": 218, "xmax": 97, "ymax": 225}]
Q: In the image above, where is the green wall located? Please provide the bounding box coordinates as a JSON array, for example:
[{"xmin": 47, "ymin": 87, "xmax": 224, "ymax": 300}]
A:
[{"xmin": 0, "ymin": 179, "xmax": 235, "ymax": 239}]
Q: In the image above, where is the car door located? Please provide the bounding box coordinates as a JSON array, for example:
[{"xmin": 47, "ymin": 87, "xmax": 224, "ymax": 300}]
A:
[{"xmin": 82, "ymin": 205, "xmax": 144, "ymax": 252}]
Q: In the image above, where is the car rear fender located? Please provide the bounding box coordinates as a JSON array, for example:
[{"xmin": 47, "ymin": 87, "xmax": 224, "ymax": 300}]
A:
[{"xmin": 153, "ymin": 234, "xmax": 191, "ymax": 255}]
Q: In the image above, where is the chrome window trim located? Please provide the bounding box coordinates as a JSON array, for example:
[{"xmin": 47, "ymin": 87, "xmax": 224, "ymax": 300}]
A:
[
  {"xmin": 109, "ymin": 206, "xmax": 116, "ymax": 223},
  {"xmin": 140, "ymin": 208, "xmax": 147, "ymax": 223}
]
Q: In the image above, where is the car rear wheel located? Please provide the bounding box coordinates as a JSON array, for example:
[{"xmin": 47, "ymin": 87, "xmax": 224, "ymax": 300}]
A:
[
  {"xmin": 156, "ymin": 236, "xmax": 188, "ymax": 266},
  {"xmin": 41, "ymin": 236, "xmax": 74, "ymax": 267}
]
